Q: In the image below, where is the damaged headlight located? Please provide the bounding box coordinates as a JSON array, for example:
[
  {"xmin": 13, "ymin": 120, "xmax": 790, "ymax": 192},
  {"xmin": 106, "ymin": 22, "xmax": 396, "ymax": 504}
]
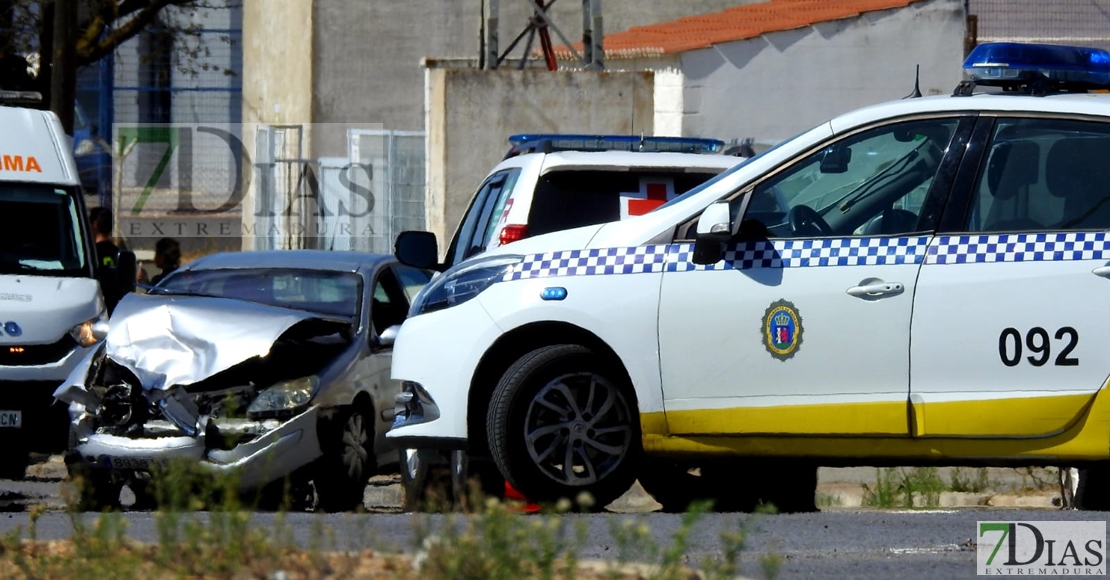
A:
[
  {"xmin": 247, "ymin": 376, "xmax": 319, "ymax": 417},
  {"xmin": 410, "ymin": 255, "xmax": 523, "ymax": 316},
  {"xmin": 69, "ymin": 310, "xmax": 108, "ymax": 348}
]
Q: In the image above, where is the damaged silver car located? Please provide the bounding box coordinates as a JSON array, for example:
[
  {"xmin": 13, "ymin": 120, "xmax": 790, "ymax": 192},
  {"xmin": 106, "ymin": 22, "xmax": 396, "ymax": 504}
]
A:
[{"xmin": 54, "ymin": 250, "xmax": 432, "ymax": 511}]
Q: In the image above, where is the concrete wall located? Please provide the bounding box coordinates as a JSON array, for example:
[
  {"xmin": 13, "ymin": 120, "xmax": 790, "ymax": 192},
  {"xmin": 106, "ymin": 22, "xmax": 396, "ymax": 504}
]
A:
[
  {"xmin": 240, "ymin": 0, "xmax": 315, "ymax": 250},
  {"xmin": 305, "ymin": 0, "xmax": 759, "ymax": 134},
  {"xmin": 670, "ymin": 0, "xmax": 966, "ymax": 147},
  {"xmin": 425, "ymin": 67, "xmax": 654, "ymax": 251}
]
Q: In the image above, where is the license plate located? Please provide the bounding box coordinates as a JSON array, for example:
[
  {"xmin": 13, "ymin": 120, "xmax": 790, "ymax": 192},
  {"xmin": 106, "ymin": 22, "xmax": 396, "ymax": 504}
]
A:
[{"xmin": 0, "ymin": 411, "xmax": 21, "ymax": 428}]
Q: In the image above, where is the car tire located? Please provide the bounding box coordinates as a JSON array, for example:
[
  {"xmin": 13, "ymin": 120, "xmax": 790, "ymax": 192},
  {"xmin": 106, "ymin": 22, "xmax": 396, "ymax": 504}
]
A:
[
  {"xmin": 637, "ymin": 463, "xmax": 707, "ymax": 513},
  {"xmin": 400, "ymin": 449, "xmax": 504, "ymax": 513},
  {"xmin": 313, "ymin": 405, "xmax": 375, "ymax": 513},
  {"xmin": 486, "ymin": 344, "xmax": 641, "ymax": 511}
]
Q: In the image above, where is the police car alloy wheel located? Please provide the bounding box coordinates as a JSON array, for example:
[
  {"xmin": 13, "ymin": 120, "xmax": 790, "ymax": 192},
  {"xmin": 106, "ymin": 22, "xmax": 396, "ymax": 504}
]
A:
[{"xmin": 486, "ymin": 344, "xmax": 641, "ymax": 509}]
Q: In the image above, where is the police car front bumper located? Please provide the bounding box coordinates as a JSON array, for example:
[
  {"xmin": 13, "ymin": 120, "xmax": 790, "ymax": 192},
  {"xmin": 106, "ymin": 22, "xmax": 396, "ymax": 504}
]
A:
[{"xmin": 386, "ymin": 300, "xmax": 502, "ymax": 449}]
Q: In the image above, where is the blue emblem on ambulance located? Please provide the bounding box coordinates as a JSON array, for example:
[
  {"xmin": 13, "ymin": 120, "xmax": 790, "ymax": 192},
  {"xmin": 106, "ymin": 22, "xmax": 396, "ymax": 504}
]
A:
[{"xmin": 762, "ymin": 299, "xmax": 802, "ymax": 361}]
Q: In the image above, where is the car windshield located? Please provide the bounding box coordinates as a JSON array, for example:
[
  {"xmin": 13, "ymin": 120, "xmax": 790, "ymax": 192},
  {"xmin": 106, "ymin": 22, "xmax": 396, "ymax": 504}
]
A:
[
  {"xmin": 0, "ymin": 183, "xmax": 90, "ymax": 277},
  {"xmin": 155, "ymin": 268, "xmax": 363, "ymax": 319}
]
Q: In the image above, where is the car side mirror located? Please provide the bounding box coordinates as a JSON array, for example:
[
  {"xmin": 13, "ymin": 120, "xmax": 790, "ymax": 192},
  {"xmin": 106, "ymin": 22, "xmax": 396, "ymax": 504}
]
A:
[
  {"xmin": 819, "ymin": 144, "xmax": 852, "ymax": 174},
  {"xmin": 395, "ymin": 231, "xmax": 440, "ymax": 271},
  {"xmin": 375, "ymin": 324, "xmax": 401, "ymax": 349},
  {"xmin": 692, "ymin": 201, "xmax": 733, "ymax": 265}
]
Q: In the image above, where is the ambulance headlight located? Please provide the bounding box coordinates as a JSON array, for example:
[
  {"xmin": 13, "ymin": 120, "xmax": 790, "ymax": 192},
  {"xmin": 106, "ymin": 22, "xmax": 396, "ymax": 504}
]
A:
[{"xmin": 410, "ymin": 255, "xmax": 524, "ymax": 315}]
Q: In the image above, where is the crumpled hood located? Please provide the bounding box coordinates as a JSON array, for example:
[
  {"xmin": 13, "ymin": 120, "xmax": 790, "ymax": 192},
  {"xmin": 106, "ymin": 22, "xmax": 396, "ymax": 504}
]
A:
[{"xmin": 102, "ymin": 293, "xmax": 351, "ymax": 391}]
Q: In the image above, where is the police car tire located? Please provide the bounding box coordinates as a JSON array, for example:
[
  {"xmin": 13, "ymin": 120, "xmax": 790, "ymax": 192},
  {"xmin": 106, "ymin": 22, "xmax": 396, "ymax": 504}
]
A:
[{"xmin": 486, "ymin": 344, "xmax": 642, "ymax": 511}]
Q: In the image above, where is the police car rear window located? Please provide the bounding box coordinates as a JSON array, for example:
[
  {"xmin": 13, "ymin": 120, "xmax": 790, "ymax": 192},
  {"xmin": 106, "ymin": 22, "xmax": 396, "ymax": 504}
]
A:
[{"xmin": 528, "ymin": 169, "xmax": 721, "ymax": 237}]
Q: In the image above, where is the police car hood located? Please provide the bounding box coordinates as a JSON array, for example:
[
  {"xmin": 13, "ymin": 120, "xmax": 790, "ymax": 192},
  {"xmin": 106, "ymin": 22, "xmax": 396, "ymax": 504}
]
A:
[
  {"xmin": 95, "ymin": 293, "xmax": 351, "ymax": 392},
  {"xmin": 0, "ymin": 275, "xmax": 102, "ymax": 344}
]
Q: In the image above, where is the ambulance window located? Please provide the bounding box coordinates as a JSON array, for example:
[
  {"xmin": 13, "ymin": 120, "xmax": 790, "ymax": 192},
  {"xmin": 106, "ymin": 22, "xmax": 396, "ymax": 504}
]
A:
[{"xmin": 0, "ymin": 185, "xmax": 87, "ymax": 276}]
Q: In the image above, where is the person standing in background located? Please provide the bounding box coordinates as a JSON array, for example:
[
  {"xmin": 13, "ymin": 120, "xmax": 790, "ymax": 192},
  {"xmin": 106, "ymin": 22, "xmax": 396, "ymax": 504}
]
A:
[{"xmin": 150, "ymin": 237, "xmax": 181, "ymax": 286}]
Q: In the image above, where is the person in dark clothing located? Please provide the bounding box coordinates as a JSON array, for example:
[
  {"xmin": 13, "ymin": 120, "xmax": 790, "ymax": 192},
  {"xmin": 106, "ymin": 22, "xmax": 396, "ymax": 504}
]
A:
[
  {"xmin": 89, "ymin": 206, "xmax": 124, "ymax": 313},
  {"xmin": 89, "ymin": 206, "xmax": 119, "ymax": 268},
  {"xmin": 149, "ymin": 237, "xmax": 181, "ymax": 286}
]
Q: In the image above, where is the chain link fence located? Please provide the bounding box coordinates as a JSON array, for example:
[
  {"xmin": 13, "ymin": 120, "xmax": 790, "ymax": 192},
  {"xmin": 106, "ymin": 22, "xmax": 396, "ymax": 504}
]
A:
[{"xmin": 968, "ymin": 1, "xmax": 1110, "ymax": 52}]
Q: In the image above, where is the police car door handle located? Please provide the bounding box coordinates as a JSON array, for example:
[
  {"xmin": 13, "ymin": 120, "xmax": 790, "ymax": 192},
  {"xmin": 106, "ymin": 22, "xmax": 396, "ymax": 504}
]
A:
[
  {"xmin": 1092, "ymin": 266, "xmax": 1110, "ymax": 278},
  {"xmin": 846, "ymin": 282, "xmax": 904, "ymax": 298}
]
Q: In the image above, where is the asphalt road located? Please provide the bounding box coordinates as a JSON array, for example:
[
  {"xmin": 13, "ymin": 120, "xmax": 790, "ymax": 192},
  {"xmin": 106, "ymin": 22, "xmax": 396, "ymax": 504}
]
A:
[
  {"xmin": 0, "ymin": 456, "xmax": 1102, "ymax": 579},
  {"xmin": 0, "ymin": 507, "xmax": 1103, "ymax": 579}
]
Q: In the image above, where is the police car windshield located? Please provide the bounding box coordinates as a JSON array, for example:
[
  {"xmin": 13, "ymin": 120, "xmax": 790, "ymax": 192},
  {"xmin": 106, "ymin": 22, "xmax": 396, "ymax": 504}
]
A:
[
  {"xmin": 0, "ymin": 184, "xmax": 89, "ymax": 277},
  {"xmin": 649, "ymin": 129, "xmax": 810, "ymax": 214}
]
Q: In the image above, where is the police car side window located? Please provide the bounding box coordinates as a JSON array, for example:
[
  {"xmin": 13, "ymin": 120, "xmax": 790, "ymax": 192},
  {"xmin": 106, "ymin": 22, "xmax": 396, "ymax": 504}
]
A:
[
  {"xmin": 738, "ymin": 118, "xmax": 959, "ymax": 239},
  {"xmin": 965, "ymin": 118, "xmax": 1110, "ymax": 233}
]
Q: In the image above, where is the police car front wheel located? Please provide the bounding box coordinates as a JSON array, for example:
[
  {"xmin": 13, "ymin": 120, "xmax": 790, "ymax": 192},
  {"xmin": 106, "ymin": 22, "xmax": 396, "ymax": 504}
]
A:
[{"xmin": 486, "ymin": 344, "xmax": 641, "ymax": 510}]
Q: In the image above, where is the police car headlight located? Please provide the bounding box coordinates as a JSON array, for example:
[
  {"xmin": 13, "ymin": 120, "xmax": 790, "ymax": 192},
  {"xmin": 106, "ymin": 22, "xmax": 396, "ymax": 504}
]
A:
[{"xmin": 410, "ymin": 255, "xmax": 524, "ymax": 316}]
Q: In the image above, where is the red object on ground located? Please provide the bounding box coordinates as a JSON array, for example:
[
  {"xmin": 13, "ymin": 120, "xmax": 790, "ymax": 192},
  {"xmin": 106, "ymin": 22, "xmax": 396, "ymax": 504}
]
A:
[{"xmin": 504, "ymin": 481, "xmax": 541, "ymax": 513}]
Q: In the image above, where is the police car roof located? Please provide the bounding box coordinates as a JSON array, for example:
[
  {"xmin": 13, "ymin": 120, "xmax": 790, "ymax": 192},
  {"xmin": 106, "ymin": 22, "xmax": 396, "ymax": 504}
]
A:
[{"xmin": 830, "ymin": 91, "xmax": 1110, "ymax": 134}]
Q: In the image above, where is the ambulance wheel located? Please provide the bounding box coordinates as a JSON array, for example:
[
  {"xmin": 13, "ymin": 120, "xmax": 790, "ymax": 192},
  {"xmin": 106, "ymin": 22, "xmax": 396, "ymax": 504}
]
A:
[{"xmin": 487, "ymin": 344, "xmax": 641, "ymax": 511}]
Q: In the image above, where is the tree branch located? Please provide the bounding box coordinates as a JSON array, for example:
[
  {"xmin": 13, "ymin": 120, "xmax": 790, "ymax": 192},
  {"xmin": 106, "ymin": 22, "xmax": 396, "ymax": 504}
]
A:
[{"xmin": 76, "ymin": 0, "xmax": 186, "ymax": 66}]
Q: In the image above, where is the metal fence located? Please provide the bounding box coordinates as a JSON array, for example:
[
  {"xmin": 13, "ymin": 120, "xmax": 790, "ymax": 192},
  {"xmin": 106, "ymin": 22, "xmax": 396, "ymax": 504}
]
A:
[
  {"xmin": 253, "ymin": 128, "xmax": 427, "ymax": 255},
  {"xmin": 967, "ymin": 0, "xmax": 1110, "ymax": 52}
]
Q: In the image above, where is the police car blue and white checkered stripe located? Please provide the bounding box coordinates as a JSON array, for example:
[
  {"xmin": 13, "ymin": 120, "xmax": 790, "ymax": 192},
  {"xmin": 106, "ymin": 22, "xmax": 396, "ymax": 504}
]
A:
[
  {"xmin": 926, "ymin": 232, "xmax": 1110, "ymax": 264},
  {"xmin": 504, "ymin": 236, "xmax": 933, "ymax": 280},
  {"xmin": 501, "ymin": 232, "xmax": 1110, "ymax": 281}
]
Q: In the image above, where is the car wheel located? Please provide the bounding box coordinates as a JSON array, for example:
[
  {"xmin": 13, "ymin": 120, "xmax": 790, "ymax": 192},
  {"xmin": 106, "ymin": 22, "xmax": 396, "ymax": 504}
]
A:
[
  {"xmin": 487, "ymin": 344, "xmax": 641, "ymax": 510},
  {"xmin": 400, "ymin": 449, "xmax": 504, "ymax": 513},
  {"xmin": 314, "ymin": 405, "xmax": 375, "ymax": 512},
  {"xmin": 637, "ymin": 463, "xmax": 707, "ymax": 513}
]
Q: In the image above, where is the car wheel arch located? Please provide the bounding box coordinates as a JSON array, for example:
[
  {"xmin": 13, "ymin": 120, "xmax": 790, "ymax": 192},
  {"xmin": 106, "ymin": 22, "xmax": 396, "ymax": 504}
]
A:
[{"xmin": 466, "ymin": 321, "xmax": 636, "ymax": 459}]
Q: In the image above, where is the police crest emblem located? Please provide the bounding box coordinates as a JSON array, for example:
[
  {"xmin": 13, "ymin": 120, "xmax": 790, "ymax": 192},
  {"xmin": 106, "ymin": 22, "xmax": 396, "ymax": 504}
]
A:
[{"xmin": 762, "ymin": 299, "xmax": 803, "ymax": 361}]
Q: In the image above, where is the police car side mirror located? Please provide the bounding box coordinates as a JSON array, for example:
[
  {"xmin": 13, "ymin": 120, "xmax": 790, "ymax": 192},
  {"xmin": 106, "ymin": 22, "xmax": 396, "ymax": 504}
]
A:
[
  {"xmin": 375, "ymin": 324, "xmax": 400, "ymax": 349},
  {"xmin": 395, "ymin": 231, "xmax": 440, "ymax": 271},
  {"xmin": 692, "ymin": 201, "xmax": 733, "ymax": 265}
]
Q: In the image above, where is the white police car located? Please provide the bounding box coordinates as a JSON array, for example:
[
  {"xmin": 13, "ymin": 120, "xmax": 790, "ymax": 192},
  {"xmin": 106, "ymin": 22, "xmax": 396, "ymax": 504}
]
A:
[{"xmin": 389, "ymin": 43, "xmax": 1110, "ymax": 512}]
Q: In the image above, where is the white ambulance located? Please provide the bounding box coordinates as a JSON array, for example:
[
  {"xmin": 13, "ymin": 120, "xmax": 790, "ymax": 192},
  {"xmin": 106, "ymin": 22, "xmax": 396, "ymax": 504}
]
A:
[{"xmin": 0, "ymin": 91, "xmax": 134, "ymax": 478}]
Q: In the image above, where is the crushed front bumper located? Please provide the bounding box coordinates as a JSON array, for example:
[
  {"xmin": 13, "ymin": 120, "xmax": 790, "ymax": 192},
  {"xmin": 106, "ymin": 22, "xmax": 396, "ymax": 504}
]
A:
[{"xmin": 66, "ymin": 406, "xmax": 322, "ymax": 491}]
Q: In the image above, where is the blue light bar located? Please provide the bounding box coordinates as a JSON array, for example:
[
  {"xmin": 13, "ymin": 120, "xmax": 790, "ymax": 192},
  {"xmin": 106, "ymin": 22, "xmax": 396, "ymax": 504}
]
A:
[
  {"xmin": 963, "ymin": 42, "xmax": 1110, "ymax": 88},
  {"xmin": 507, "ymin": 133, "xmax": 725, "ymax": 154}
]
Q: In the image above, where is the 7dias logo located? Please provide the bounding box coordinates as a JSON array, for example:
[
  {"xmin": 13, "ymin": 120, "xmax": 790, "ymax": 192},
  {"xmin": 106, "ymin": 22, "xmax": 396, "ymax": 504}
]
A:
[{"xmin": 978, "ymin": 521, "xmax": 1106, "ymax": 576}]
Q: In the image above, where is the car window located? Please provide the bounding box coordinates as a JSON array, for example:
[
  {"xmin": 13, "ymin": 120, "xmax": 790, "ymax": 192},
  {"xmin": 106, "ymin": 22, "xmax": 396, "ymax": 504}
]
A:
[
  {"xmin": 527, "ymin": 169, "xmax": 724, "ymax": 238},
  {"xmin": 479, "ymin": 169, "xmax": 522, "ymax": 248},
  {"xmin": 445, "ymin": 168, "xmax": 522, "ymax": 267},
  {"xmin": 370, "ymin": 266, "xmax": 411, "ymax": 337},
  {"xmin": 391, "ymin": 263, "xmax": 432, "ymax": 302},
  {"xmin": 739, "ymin": 118, "xmax": 960, "ymax": 238},
  {"xmin": 158, "ymin": 268, "xmax": 362, "ymax": 319},
  {"xmin": 964, "ymin": 118, "xmax": 1110, "ymax": 233}
]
